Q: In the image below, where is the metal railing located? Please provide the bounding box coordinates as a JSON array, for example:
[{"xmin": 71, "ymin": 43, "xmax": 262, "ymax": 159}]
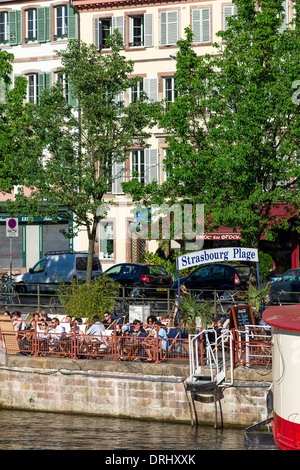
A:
[
  {"xmin": 0, "ymin": 316, "xmax": 272, "ymax": 368},
  {"xmin": 7, "ymin": 282, "xmax": 250, "ymax": 318}
]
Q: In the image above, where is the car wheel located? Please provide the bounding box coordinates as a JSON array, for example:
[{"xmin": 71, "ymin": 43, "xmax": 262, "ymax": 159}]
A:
[{"xmin": 16, "ymin": 283, "xmax": 27, "ymax": 294}]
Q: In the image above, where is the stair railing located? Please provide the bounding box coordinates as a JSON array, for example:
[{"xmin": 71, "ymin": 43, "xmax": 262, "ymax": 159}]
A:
[{"xmin": 188, "ymin": 329, "xmax": 234, "ymax": 386}]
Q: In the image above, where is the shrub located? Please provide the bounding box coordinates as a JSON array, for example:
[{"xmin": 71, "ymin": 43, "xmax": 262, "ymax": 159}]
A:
[{"xmin": 57, "ymin": 274, "xmax": 120, "ymax": 322}]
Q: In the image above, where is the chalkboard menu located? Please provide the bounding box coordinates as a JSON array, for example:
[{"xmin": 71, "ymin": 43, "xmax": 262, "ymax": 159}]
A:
[{"xmin": 229, "ymin": 305, "xmax": 254, "ymax": 330}]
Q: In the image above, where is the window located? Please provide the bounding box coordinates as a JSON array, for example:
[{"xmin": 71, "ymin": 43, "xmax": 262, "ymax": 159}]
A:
[
  {"xmin": 32, "ymin": 260, "xmax": 47, "ymax": 273},
  {"xmin": 130, "ymin": 149, "xmax": 159, "ymax": 185},
  {"xmin": 223, "ymin": 5, "xmax": 237, "ymax": 31},
  {"xmin": 163, "ymin": 76, "xmax": 176, "ymax": 109},
  {"xmin": 160, "ymin": 10, "xmax": 178, "ymax": 46},
  {"xmin": 27, "ymin": 74, "xmax": 39, "ymax": 104},
  {"xmin": 128, "ymin": 13, "xmax": 153, "ymax": 48},
  {"xmin": 192, "ymin": 8, "xmax": 211, "ymax": 43},
  {"xmin": 94, "ymin": 16, "xmax": 124, "ymax": 50},
  {"xmin": 99, "ymin": 222, "xmax": 114, "ymax": 259},
  {"xmin": 130, "ymin": 80, "xmax": 143, "ymax": 103},
  {"xmin": 56, "ymin": 5, "xmax": 68, "ymax": 37},
  {"xmin": 26, "ymin": 9, "xmax": 37, "ymax": 41},
  {"xmin": 26, "ymin": 72, "xmax": 51, "ymax": 104},
  {"xmin": 190, "ymin": 265, "xmax": 211, "ymax": 279},
  {"xmin": 0, "ymin": 12, "xmax": 9, "ymax": 42},
  {"xmin": 56, "ymin": 72, "xmax": 69, "ymax": 101},
  {"xmin": 76, "ymin": 257, "xmax": 101, "ymax": 271},
  {"xmin": 131, "ymin": 150, "xmax": 145, "ymax": 184},
  {"xmin": 54, "ymin": 5, "xmax": 77, "ymax": 40},
  {"xmin": 130, "ymin": 15, "xmax": 143, "ymax": 47}
]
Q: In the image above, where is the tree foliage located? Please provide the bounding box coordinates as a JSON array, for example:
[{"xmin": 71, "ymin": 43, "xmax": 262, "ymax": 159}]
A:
[
  {"xmin": 0, "ymin": 50, "xmax": 35, "ymax": 193},
  {"xmin": 123, "ymin": 0, "xmax": 300, "ymax": 285},
  {"xmin": 5, "ymin": 36, "xmax": 159, "ymax": 282},
  {"xmin": 57, "ymin": 275, "xmax": 120, "ymax": 321}
]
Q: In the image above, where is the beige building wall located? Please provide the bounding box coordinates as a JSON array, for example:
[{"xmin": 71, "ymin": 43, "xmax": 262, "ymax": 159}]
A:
[{"xmin": 68, "ymin": 0, "xmax": 293, "ymax": 270}]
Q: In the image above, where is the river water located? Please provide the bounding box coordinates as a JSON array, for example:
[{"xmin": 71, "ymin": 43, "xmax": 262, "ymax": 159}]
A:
[{"xmin": 0, "ymin": 409, "xmax": 244, "ymax": 451}]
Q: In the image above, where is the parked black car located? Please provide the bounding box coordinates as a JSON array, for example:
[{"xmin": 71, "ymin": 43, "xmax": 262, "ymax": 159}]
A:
[
  {"xmin": 171, "ymin": 263, "xmax": 249, "ymax": 297},
  {"xmin": 266, "ymin": 268, "xmax": 300, "ymax": 305},
  {"xmin": 103, "ymin": 262, "xmax": 173, "ymax": 298}
]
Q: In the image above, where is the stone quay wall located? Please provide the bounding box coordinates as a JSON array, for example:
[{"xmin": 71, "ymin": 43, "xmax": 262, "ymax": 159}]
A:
[{"xmin": 0, "ymin": 356, "xmax": 272, "ymax": 427}]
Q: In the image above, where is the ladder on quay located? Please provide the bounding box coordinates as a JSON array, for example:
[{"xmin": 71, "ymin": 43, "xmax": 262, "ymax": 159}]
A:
[{"xmin": 184, "ymin": 329, "xmax": 234, "ymax": 428}]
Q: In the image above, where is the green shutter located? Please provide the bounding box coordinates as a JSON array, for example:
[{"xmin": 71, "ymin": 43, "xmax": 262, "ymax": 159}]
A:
[
  {"xmin": 68, "ymin": 81, "xmax": 78, "ymax": 108},
  {"xmin": 67, "ymin": 6, "xmax": 77, "ymax": 39},
  {"xmin": 37, "ymin": 7, "xmax": 50, "ymax": 43},
  {"xmin": 9, "ymin": 10, "xmax": 21, "ymax": 45},
  {"xmin": 38, "ymin": 72, "xmax": 51, "ymax": 102},
  {"xmin": 14, "ymin": 74, "xmax": 22, "ymax": 87}
]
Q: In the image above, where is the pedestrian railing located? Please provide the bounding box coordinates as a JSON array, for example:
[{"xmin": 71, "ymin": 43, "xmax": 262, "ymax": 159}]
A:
[{"xmin": 0, "ymin": 317, "xmax": 272, "ymax": 368}]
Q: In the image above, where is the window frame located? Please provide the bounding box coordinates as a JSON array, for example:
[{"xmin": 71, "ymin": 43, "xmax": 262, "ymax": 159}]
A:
[
  {"xmin": 25, "ymin": 8, "xmax": 37, "ymax": 42},
  {"xmin": 99, "ymin": 221, "xmax": 115, "ymax": 260},
  {"xmin": 55, "ymin": 5, "xmax": 68, "ymax": 39},
  {"xmin": 0, "ymin": 11, "xmax": 9, "ymax": 43},
  {"xmin": 160, "ymin": 10, "xmax": 179, "ymax": 47},
  {"xmin": 27, "ymin": 73, "xmax": 39, "ymax": 104}
]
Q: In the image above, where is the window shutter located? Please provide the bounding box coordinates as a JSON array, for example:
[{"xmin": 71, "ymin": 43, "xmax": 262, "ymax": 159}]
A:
[
  {"xmin": 279, "ymin": 0, "xmax": 289, "ymax": 32},
  {"xmin": 38, "ymin": 72, "xmax": 51, "ymax": 101},
  {"xmin": 8, "ymin": 10, "xmax": 21, "ymax": 45},
  {"xmin": 112, "ymin": 160, "xmax": 125, "ymax": 194},
  {"xmin": 37, "ymin": 7, "xmax": 50, "ymax": 42},
  {"xmin": 160, "ymin": 12, "xmax": 167, "ymax": 45},
  {"xmin": 68, "ymin": 81, "xmax": 78, "ymax": 108},
  {"xmin": 94, "ymin": 18, "xmax": 99, "ymax": 49},
  {"xmin": 201, "ymin": 8, "xmax": 211, "ymax": 43},
  {"xmin": 67, "ymin": 6, "xmax": 77, "ymax": 39},
  {"xmin": 144, "ymin": 13, "xmax": 153, "ymax": 47},
  {"xmin": 112, "ymin": 16, "xmax": 124, "ymax": 45},
  {"xmin": 168, "ymin": 11, "xmax": 178, "ymax": 45},
  {"xmin": 145, "ymin": 148, "xmax": 159, "ymax": 183},
  {"xmin": 14, "ymin": 74, "xmax": 22, "ymax": 87},
  {"xmin": 161, "ymin": 11, "xmax": 178, "ymax": 46},
  {"xmin": 223, "ymin": 5, "xmax": 237, "ymax": 31},
  {"xmin": 192, "ymin": 9, "xmax": 201, "ymax": 43},
  {"xmin": 143, "ymin": 78, "xmax": 158, "ymax": 101}
]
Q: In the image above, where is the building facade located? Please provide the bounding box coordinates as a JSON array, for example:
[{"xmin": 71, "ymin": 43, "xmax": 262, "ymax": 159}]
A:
[
  {"xmin": 0, "ymin": 0, "xmax": 298, "ymax": 273},
  {"xmin": 0, "ymin": 0, "xmax": 78, "ymax": 271}
]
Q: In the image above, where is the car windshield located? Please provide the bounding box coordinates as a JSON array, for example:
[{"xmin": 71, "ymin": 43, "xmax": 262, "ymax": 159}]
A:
[{"xmin": 147, "ymin": 265, "xmax": 167, "ymax": 275}]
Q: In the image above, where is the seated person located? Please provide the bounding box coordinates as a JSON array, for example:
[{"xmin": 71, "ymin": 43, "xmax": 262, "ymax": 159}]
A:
[
  {"xmin": 154, "ymin": 321, "xmax": 168, "ymax": 354},
  {"xmin": 12, "ymin": 311, "xmax": 27, "ymax": 339},
  {"xmin": 48, "ymin": 317, "xmax": 66, "ymax": 352},
  {"xmin": 144, "ymin": 315, "xmax": 157, "ymax": 335},
  {"xmin": 85, "ymin": 315, "xmax": 109, "ymax": 354},
  {"xmin": 103, "ymin": 312, "xmax": 122, "ymax": 332}
]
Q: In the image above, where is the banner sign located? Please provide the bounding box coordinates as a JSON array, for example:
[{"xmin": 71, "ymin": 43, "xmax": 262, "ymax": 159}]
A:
[{"xmin": 176, "ymin": 247, "xmax": 258, "ymax": 271}]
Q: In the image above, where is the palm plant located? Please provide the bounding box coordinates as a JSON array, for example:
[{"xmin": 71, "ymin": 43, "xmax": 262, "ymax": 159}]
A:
[
  {"xmin": 242, "ymin": 284, "xmax": 271, "ymax": 316},
  {"xmin": 179, "ymin": 294, "xmax": 214, "ymax": 330}
]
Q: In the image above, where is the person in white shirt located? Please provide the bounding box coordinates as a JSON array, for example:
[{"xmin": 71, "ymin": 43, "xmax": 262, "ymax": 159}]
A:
[
  {"xmin": 48, "ymin": 317, "xmax": 66, "ymax": 352},
  {"xmin": 86, "ymin": 316, "xmax": 108, "ymax": 355}
]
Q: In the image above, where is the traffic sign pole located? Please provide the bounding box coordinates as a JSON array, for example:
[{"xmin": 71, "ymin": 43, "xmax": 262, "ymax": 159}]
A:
[{"xmin": 6, "ymin": 218, "xmax": 18, "ymax": 278}]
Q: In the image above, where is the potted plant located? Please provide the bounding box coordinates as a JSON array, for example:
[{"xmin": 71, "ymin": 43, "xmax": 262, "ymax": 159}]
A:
[{"xmin": 179, "ymin": 294, "xmax": 214, "ymax": 331}]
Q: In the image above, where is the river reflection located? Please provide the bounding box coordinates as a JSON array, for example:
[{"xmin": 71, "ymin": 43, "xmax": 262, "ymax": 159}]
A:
[{"xmin": 0, "ymin": 409, "xmax": 244, "ymax": 450}]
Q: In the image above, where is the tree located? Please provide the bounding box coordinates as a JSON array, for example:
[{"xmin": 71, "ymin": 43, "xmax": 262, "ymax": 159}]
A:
[
  {"xmin": 0, "ymin": 50, "xmax": 35, "ymax": 193},
  {"xmin": 123, "ymin": 0, "xmax": 300, "ymax": 286},
  {"xmin": 6, "ymin": 35, "xmax": 159, "ymax": 282}
]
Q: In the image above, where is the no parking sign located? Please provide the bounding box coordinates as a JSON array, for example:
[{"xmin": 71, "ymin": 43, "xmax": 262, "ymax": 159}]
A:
[{"xmin": 6, "ymin": 217, "xmax": 18, "ymax": 237}]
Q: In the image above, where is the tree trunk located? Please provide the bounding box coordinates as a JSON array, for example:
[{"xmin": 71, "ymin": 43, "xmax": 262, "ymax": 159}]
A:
[{"xmin": 86, "ymin": 219, "xmax": 99, "ymax": 284}]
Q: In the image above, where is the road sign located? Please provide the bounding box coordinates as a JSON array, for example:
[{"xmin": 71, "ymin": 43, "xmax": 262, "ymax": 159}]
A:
[{"xmin": 6, "ymin": 217, "xmax": 18, "ymax": 237}]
